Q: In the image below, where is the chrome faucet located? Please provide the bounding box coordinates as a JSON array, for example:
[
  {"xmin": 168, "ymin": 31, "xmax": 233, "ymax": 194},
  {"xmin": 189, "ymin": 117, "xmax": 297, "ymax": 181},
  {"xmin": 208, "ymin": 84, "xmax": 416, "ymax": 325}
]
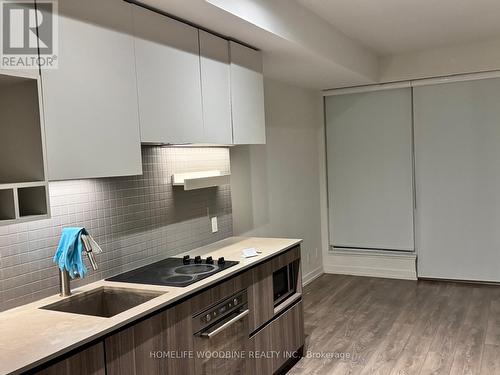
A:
[
  {"xmin": 59, "ymin": 269, "xmax": 72, "ymax": 297},
  {"xmin": 59, "ymin": 234, "xmax": 100, "ymax": 297}
]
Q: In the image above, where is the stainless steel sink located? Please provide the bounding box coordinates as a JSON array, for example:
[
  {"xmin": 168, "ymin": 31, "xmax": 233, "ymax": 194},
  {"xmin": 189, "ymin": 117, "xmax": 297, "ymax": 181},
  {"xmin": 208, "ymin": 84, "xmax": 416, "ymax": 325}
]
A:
[{"xmin": 40, "ymin": 286, "xmax": 166, "ymax": 318}]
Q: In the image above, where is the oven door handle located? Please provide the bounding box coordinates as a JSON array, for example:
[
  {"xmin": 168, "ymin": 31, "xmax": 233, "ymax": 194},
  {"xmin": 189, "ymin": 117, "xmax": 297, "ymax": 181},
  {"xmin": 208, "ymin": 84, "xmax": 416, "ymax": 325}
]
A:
[{"xmin": 199, "ymin": 309, "xmax": 249, "ymax": 339}]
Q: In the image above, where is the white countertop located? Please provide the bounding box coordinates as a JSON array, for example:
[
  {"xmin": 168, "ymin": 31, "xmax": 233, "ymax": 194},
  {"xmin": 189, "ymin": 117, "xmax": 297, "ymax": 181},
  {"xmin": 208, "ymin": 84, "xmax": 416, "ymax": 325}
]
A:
[{"xmin": 0, "ymin": 236, "xmax": 301, "ymax": 375}]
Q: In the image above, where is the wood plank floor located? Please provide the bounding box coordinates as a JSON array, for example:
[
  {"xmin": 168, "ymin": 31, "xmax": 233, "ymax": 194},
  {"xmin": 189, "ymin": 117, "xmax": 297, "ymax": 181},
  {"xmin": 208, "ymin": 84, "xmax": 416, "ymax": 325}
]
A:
[{"xmin": 288, "ymin": 274, "xmax": 500, "ymax": 375}]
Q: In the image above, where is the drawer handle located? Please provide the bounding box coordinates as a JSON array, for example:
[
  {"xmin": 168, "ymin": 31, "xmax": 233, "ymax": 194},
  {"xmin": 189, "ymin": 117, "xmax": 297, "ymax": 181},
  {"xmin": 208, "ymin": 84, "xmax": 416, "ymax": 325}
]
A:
[{"xmin": 200, "ymin": 309, "xmax": 249, "ymax": 339}]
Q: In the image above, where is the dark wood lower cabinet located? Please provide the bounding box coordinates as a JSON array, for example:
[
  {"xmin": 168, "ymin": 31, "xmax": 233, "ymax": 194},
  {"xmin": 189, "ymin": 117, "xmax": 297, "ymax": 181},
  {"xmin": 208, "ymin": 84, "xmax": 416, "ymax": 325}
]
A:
[
  {"xmin": 248, "ymin": 259, "xmax": 274, "ymax": 332},
  {"xmin": 250, "ymin": 301, "xmax": 304, "ymax": 375},
  {"xmin": 33, "ymin": 247, "xmax": 304, "ymax": 375},
  {"xmin": 248, "ymin": 246, "xmax": 302, "ymax": 333},
  {"xmin": 272, "ymin": 301, "xmax": 304, "ymax": 370},
  {"xmin": 249, "ymin": 318, "xmax": 274, "ymax": 375},
  {"xmin": 37, "ymin": 343, "xmax": 105, "ymax": 375},
  {"xmin": 105, "ymin": 301, "xmax": 194, "ymax": 375}
]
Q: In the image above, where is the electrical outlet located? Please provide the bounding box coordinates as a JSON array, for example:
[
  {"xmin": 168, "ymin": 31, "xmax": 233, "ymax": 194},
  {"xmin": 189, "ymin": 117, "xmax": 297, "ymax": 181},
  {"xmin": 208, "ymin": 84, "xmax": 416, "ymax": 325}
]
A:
[{"xmin": 211, "ymin": 217, "xmax": 218, "ymax": 233}]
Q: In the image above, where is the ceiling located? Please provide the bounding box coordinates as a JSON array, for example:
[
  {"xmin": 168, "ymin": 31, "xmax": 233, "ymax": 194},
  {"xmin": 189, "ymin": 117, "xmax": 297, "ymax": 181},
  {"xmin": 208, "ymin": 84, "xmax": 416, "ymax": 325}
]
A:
[
  {"xmin": 296, "ymin": 0, "xmax": 500, "ymax": 55},
  {"xmin": 137, "ymin": 0, "xmax": 500, "ymax": 89}
]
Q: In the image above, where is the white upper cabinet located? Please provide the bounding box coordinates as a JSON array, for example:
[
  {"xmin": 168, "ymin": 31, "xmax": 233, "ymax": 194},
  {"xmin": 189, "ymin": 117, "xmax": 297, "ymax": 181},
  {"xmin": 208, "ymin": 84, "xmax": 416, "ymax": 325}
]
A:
[
  {"xmin": 229, "ymin": 41, "xmax": 266, "ymax": 145},
  {"xmin": 133, "ymin": 5, "xmax": 204, "ymax": 144},
  {"xmin": 40, "ymin": 0, "xmax": 142, "ymax": 181},
  {"xmin": 199, "ymin": 31, "xmax": 232, "ymax": 145},
  {"xmin": 40, "ymin": 1, "xmax": 266, "ymax": 180}
]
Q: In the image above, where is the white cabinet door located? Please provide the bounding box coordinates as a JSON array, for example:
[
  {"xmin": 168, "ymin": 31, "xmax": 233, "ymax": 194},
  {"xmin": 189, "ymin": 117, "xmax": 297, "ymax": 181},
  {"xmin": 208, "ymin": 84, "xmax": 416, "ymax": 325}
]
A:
[
  {"xmin": 133, "ymin": 6, "xmax": 204, "ymax": 144},
  {"xmin": 326, "ymin": 88, "xmax": 415, "ymax": 251},
  {"xmin": 414, "ymin": 78, "xmax": 500, "ymax": 282},
  {"xmin": 199, "ymin": 30, "xmax": 232, "ymax": 144},
  {"xmin": 40, "ymin": 0, "xmax": 142, "ymax": 180},
  {"xmin": 230, "ymin": 41, "xmax": 266, "ymax": 145}
]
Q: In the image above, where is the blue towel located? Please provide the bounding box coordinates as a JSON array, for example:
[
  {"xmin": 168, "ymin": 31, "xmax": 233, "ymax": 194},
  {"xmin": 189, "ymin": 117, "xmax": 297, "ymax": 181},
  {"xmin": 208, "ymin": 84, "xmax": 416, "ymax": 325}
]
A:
[{"xmin": 53, "ymin": 227, "xmax": 88, "ymax": 279}]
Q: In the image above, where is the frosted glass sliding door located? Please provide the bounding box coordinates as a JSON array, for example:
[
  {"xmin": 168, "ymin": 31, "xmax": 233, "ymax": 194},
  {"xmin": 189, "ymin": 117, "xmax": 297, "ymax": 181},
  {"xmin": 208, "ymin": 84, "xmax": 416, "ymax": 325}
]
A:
[
  {"xmin": 325, "ymin": 88, "xmax": 415, "ymax": 251},
  {"xmin": 414, "ymin": 78, "xmax": 500, "ymax": 281}
]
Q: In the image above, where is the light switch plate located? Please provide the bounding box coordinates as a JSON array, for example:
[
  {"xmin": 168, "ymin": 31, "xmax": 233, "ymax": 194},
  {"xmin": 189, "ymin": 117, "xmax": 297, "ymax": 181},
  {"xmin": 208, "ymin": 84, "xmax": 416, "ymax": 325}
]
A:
[{"xmin": 211, "ymin": 216, "xmax": 218, "ymax": 233}]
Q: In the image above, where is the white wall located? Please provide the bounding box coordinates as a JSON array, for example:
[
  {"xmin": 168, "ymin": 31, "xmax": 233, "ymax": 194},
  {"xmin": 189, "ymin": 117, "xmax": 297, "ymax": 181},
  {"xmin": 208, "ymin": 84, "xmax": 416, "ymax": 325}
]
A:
[
  {"xmin": 380, "ymin": 36, "xmax": 500, "ymax": 82},
  {"xmin": 230, "ymin": 78, "xmax": 325, "ymax": 283}
]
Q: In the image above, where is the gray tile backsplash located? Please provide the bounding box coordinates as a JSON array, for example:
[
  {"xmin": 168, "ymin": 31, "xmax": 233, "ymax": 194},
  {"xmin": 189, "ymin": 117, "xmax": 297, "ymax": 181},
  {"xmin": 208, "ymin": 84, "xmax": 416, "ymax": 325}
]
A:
[{"xmin": 0, "ymin": 146, "xmax": 232, "ymax": 311}]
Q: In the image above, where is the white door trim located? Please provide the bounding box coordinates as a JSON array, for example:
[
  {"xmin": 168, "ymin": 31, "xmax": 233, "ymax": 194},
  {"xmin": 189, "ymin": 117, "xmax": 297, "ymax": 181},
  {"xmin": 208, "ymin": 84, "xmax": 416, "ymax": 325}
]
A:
[
  {"xmin": 323, "ymin": 70, "xmax": 500, "ymax": 96},
  {"xmin": 323, "ymin": 249, "xmax": 417, "ymax": 280}
]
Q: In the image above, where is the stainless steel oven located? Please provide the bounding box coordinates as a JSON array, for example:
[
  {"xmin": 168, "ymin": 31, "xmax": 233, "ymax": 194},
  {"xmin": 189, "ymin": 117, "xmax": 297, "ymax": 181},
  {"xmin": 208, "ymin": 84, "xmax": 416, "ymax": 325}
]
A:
[
  {"xmin": 193, "ymin": 291, "xmax": 249, "ymax": 375},
  {"xmin": 273, "ymin": 261, "xmax": 298, "ymax": 306}
]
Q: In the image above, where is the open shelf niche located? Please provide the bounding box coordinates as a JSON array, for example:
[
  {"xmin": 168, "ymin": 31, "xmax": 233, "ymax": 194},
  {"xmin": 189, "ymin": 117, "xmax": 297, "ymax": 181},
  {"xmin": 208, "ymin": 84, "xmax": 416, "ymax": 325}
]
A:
[
  {"xmin": 0, "ymin": 183, "xmax": 49, "ymax": 225},
  {"xmin": 18, "ymin": 185, "xmax": 49, "ymax": 217},
  {"xmin": 0, "ymin": 70, "xmax": 50, "ymax": 225},
  {"xmin": 0, "ymin": 189, "xmax": 16, "ymax": 221}
]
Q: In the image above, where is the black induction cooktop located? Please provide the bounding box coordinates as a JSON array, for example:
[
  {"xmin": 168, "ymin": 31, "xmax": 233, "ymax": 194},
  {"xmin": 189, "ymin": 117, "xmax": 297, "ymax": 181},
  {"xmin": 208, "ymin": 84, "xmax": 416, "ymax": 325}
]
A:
[{"xmin": 106, "ymin": 256, "xmax": 239, "ymax": 287}]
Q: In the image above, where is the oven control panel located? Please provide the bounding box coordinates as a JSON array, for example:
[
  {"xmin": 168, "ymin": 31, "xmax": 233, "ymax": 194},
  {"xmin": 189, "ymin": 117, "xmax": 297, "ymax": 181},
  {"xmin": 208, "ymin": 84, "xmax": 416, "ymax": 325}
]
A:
[{"xmin": 193, "ymin": 290, "xmax": 248, "ymax": 333}]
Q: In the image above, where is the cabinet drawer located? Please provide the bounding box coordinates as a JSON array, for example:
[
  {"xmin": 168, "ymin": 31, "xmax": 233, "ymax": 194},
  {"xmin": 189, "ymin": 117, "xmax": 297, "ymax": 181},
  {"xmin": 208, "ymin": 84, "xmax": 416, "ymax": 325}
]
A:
[{"xmin": 249, "ymin": 300, "xmax": 304, "ymax": 374}]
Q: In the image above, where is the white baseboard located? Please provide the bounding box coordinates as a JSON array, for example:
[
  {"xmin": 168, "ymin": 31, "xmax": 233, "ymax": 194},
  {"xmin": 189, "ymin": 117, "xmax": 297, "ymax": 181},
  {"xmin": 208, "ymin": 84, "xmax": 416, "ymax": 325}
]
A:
[
  {"xmin": 302, "ymin": 265, "xmax": 324, "ymax": 286},
  {"xmin": 323, "ymin": 249, "xmax": 417, "ymax": 280}
]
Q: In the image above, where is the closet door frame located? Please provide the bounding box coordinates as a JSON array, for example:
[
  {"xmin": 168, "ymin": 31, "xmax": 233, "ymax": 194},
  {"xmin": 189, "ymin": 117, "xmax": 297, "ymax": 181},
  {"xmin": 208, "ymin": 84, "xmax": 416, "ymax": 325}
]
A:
[{"xmin": 324, "ymin": 86, "xmax": 416, "ymax": 253}]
